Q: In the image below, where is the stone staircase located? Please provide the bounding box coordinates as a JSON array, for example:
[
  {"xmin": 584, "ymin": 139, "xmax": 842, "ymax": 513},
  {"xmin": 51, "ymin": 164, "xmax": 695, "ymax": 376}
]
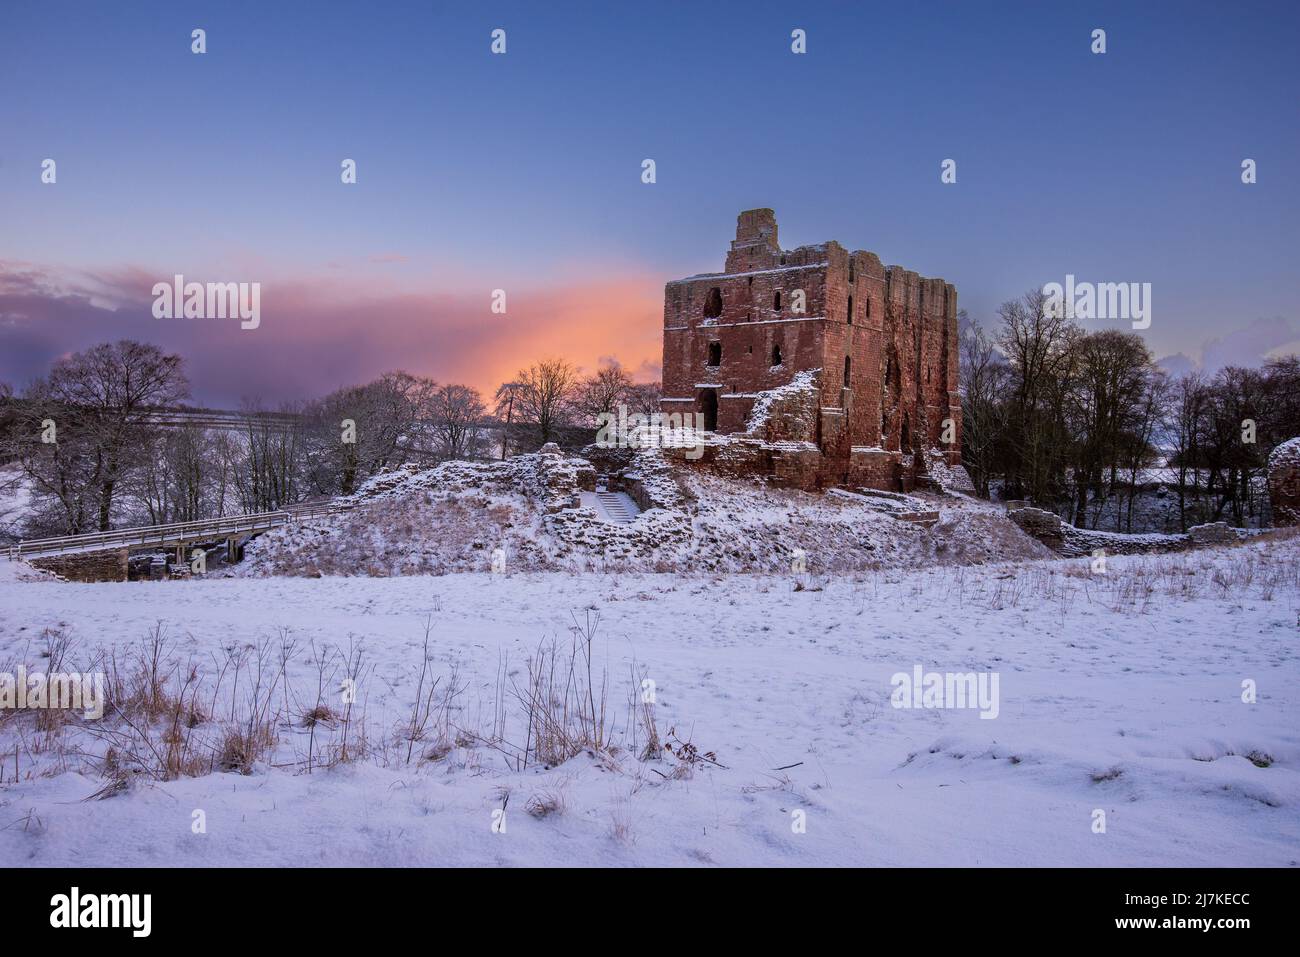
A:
[
  {"xmin": 595, "ymin": 490, "xmax": 637, "ymax": 525},
  {"xmin": 828, "ymin": 488, "xmax": 939, "ymax": 527}
]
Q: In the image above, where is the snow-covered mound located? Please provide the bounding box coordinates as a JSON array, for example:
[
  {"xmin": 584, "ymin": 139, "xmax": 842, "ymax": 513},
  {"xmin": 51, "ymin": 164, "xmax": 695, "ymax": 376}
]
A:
[{"xmin": 237, "ymin": 450, "xmax": 1051, "ymax": 578}]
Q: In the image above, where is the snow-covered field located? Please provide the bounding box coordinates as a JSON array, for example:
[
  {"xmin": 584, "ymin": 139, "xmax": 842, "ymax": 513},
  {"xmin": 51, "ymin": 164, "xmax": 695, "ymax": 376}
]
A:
[{"xmin": 1, "ymin": 534, "xmax": 1297, "ymax": 867}]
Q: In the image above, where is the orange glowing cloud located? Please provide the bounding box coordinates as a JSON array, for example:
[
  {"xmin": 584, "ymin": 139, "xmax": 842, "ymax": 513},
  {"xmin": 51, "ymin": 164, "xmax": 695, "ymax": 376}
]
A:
[{"xmin": 467, "ymin": 278, "xmax": 665, "ymax": 391}]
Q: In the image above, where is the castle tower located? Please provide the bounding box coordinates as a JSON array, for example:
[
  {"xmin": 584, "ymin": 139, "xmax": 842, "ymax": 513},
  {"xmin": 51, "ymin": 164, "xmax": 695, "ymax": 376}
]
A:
[{"xmin": 660, "ymin": 209, "xmax": 962, "ymax": 492}]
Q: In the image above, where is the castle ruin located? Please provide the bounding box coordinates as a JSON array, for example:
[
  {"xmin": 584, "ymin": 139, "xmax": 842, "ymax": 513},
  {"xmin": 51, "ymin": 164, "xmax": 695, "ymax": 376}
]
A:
[{"xmin": 659, "ymin": 209, "xmax": 964, "ymax": 492}]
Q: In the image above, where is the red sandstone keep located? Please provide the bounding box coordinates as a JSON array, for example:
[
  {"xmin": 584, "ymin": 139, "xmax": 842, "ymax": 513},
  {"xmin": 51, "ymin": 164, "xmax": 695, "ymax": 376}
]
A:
[{"xmin": 659, "ymin": 209, "xmax": 962, "ymax": 492}]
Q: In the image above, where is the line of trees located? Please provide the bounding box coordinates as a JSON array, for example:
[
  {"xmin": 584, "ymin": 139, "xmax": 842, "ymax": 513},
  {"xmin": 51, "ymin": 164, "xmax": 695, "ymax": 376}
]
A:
[
  {"xmin": 0, "ymin": 342, "xmax": 663, "ymax": 538},
  {"xmin": 961, "ymin": 291, "xmax": 1300, "ymax": 531},
  {"xmin": 0, "ymin": 343, "xmax": 489, "ymax": 535},
  {"xmin": 493, "ymin": 358, "xmax": 661, "ymax": 457}
]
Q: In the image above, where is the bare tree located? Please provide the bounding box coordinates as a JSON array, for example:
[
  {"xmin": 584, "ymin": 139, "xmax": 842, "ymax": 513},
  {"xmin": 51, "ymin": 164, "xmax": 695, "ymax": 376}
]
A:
[
  {"xmin": 574, "ymin": 360, "xmax": 632, "ymax": 425},
  {"xmin": 128, "ymin": 424, "xmax": 214, "ymax": 524},
  {"xmin": 995, "ymin": 290, "xmax": 1078, "ymax": 503},
  {"xmin": 303, "ymin": 372, "xmax": 435, "ymax": 495},
  {"xmin": 1200, "ymin": 365, "xmax": 1271, "ymax": 525},
  {"xmin": 625, "ymin": 381, "xmax": 663, "ymax": 417},
  {"xmin": 504, "ymin": 359, "xmax": 577, "ymax": 449},
  {"xmin": 493, "ymin": 381, "xmax": 523, "ymax": 460},
  {"xmin": 0, "ymin": 381, "xmax": 14, "ymax": 442},
  {"xmin": 958, "ymin": 313, "xmax": 1010, "ymax": 498},
  {"xmin": 430, "ymin": 383, "xmax": 488, "ymax": 460},
  {"xmin": 235, "ymin": 401, "xmax": 305, "ymax": 512},
  {"xmin": 1064, "ymin": 331, "xmax": 1152, "ymax": 528},
  {"xmin": 17, "ymin": 340, "xmax": 189, "ymax": 532},
  {"xmin": 1118, "ymin": 366, "xmax": 1170, "ymax": 532},
  {"xmin": 1163, "ymin": 358, "xmax": 1299, "ymax": 529},
  {"xmin": 1168, "ymin": 371, "xmax": 1208, "ymax": 531},
  {"xmin": 9, "ymin": 397, "xmax": 99, "ymax": 535}
]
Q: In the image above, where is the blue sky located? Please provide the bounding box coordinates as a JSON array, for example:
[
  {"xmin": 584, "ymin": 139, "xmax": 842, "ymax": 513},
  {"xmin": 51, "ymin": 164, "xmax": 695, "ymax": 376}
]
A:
[{"xmin": 1, "ymin": 0, "xmax": 1297, "ymax": 402}]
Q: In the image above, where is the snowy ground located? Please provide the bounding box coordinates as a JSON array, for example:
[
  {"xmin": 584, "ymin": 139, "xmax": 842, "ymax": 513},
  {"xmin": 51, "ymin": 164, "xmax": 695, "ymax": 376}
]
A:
[{"xmin": 1, "ymin": 534, "xmax": 1297, "ymax": 867}]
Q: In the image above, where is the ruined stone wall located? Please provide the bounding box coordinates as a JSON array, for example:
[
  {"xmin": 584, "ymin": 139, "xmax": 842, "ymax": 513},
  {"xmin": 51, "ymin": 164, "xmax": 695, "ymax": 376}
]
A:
[
  {"xmin": 821, "ymin": 245, "xmax": 886, "ymax": 463},
  {"xmin": 1006, "ymin": 505, "xmax": 1243, "ymax": 557},
  {"xmin": 670, "ymin": 440, "xmax": 824, "ymax": 491},
  {"xmin": 30, "ymin": 549, "xmax": 128, "ymax": 582},
  {"xmin": 820, "ymin": 246, "xmax": 958, "ymax": 488}
]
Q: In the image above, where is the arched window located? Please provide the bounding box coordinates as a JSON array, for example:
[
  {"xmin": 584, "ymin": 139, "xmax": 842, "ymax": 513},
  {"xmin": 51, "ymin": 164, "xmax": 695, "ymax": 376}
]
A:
[
  {"xmin": 773, "ymin": 291, "xmax": 782, "ymax": 311},
  {"xmin": 703, "ymin": 287, "xmax": 723, "ymax": 319},
  {"xmin": 771, "ymin": 342, "xmax": 783, "ymax": 366},
  {"xmin": 843, "ymin": 355, "xmax": 852, "ymax": 387},
  {"xmin": 866, "ymin": 298, "xmax": 872, "ymax": 319},
  {"xmin": 707, "ymin": 341, "xmax": 722, "ymax": 366},
  {"xmin": 847, "ymin": 295, "xmax": 853, "ymax": 324}
]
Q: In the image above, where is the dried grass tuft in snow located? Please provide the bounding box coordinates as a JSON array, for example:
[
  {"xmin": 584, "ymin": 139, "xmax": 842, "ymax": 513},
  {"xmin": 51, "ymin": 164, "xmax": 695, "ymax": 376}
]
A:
[{"xmin": 525, "ymin": 788, "xmax": 566, "ymax": 819}]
